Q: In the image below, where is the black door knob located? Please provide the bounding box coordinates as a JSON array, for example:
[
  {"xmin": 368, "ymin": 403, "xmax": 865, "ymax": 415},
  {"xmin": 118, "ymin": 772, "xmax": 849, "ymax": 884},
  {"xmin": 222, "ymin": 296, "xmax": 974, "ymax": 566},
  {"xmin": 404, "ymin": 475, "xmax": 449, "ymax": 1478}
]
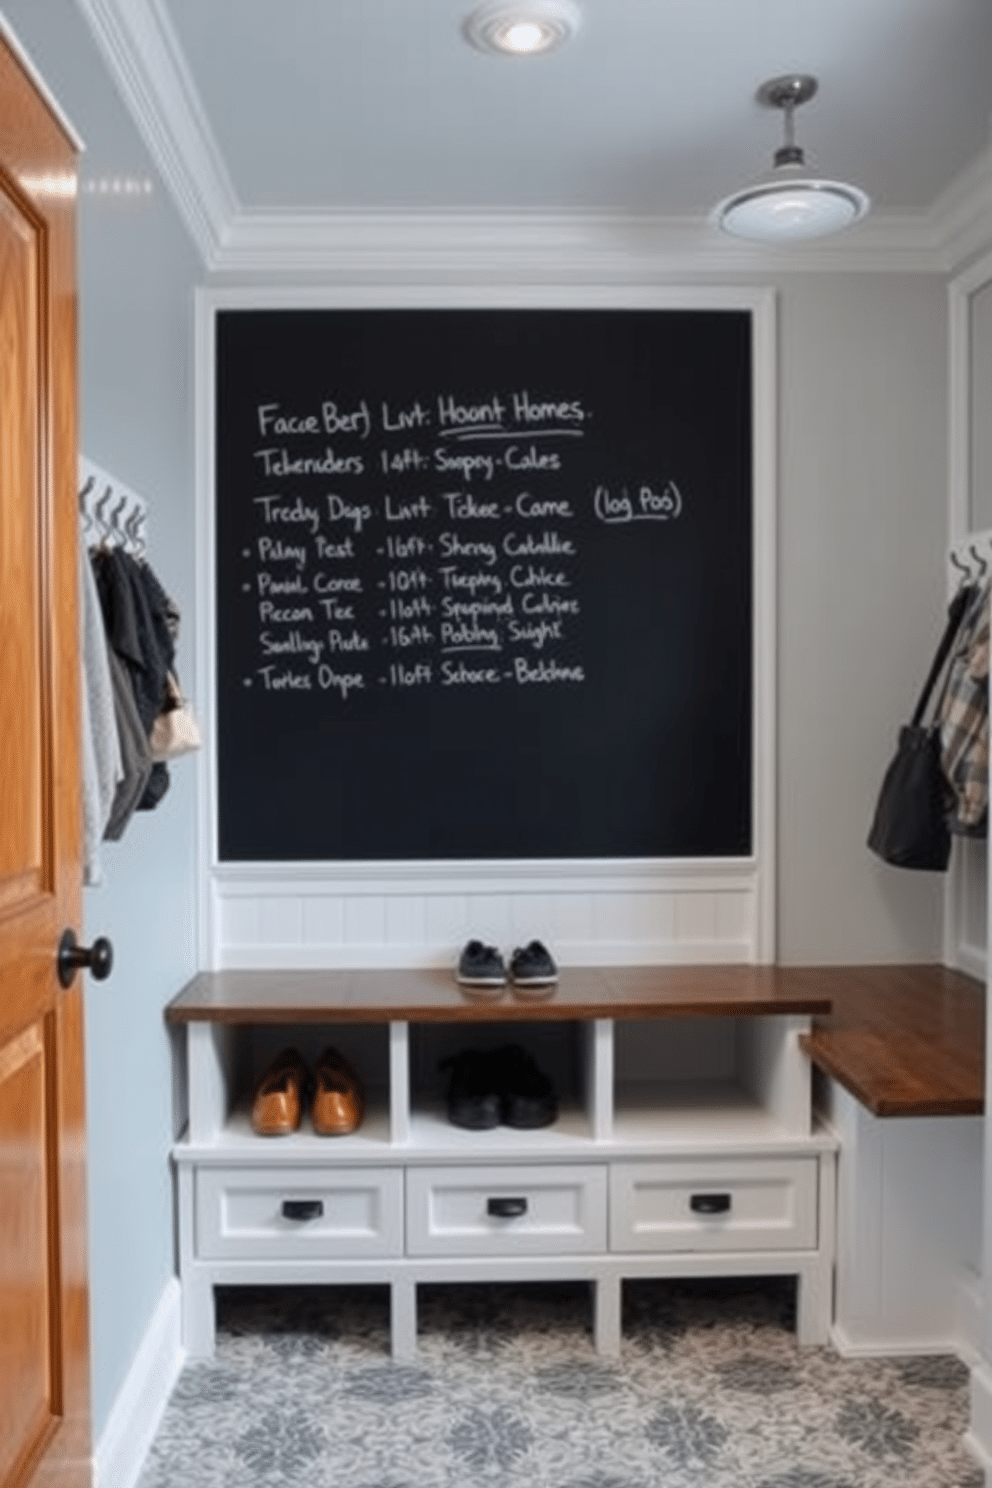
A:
[{"xmin": 57, "ymin": 929, "xmax": 114, "ymax": 988}]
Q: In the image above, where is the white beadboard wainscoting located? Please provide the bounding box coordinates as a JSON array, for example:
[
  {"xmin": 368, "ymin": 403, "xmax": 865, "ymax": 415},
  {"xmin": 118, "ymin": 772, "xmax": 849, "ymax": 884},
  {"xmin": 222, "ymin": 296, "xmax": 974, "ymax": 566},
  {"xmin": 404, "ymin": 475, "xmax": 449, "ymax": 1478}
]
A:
[{"xmin": 205, "ymin": 859, "xmax": 765, "ymax": 969}]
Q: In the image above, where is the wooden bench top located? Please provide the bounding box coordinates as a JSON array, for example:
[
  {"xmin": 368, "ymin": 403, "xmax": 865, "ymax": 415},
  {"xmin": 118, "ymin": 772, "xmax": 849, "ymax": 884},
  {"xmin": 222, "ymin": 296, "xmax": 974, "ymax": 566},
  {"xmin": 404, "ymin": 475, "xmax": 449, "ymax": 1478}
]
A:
[
  {"xmin": 796, "ymin": 963, "xmax": 984, "ymax": 1119},
  {"xmin": 165, "ymin": 964, "xmax": 833, "ymax": 1024},
  {"xmin": 166, "ymin": 963, "xmax": 985, "ymax": 1119}
]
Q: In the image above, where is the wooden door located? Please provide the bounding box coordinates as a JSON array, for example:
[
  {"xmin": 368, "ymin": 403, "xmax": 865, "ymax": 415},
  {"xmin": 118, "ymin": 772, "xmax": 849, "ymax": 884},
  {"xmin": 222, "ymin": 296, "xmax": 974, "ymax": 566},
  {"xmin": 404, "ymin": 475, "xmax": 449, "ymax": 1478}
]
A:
[{"xmin": 0, "ymin": 32, "xmax": 92, "ymax": 1488}]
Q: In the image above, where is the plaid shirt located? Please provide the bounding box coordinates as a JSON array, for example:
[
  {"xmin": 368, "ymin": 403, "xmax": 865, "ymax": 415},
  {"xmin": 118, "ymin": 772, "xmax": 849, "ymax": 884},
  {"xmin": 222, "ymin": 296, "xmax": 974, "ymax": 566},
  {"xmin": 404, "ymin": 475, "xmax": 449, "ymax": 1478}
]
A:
[{"xmin": 939, "ymin": 581, "xmax": 989, "ymax": 834}]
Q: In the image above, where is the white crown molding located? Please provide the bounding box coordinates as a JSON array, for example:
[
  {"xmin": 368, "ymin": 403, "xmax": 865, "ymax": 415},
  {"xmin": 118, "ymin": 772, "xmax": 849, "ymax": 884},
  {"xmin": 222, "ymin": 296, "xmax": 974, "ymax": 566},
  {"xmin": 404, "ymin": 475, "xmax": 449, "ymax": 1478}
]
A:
[
  {"xmin": 202, "ymin": 207, "xmax": 954, "ymax": 280},
  {"xmin": 81, "ymin": 0, "xmax": 992, "ymax": 279},
  {"xmin": 76, "ymin": 0, "xmax": 237, "ymax": 265}
]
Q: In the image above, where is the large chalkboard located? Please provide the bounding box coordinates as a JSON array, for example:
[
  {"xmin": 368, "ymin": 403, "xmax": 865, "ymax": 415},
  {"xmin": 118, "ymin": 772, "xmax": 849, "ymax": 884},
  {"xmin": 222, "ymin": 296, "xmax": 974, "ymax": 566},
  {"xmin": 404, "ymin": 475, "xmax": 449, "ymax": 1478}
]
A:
[{"xmin": 215, "ymin": 308, "xmax": 752, "ymax": 861}]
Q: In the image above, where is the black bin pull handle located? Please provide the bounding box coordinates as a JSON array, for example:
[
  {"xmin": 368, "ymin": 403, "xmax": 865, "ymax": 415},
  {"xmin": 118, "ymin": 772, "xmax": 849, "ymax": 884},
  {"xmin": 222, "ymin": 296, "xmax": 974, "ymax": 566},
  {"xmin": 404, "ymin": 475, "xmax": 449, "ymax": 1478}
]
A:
[
  {"xmin": 689, "ymin": 1193, "xmax": 732, "ymax": 1216},
  {"xmin": 282, "ymin": 1199, "xmax": 324, "ymax": 1222},
  {"xmin": 487, "ymin": 1196, "xmax": 528, "ymax": 1219}
]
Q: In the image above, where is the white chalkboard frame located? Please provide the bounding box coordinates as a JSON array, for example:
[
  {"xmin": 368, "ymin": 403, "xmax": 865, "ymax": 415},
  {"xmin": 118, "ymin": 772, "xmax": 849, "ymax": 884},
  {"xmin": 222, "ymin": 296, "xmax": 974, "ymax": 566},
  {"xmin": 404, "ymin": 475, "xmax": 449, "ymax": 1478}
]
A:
[{"xmin": 194, "ymin": 284, "xmax": 777, "ymax": 972}]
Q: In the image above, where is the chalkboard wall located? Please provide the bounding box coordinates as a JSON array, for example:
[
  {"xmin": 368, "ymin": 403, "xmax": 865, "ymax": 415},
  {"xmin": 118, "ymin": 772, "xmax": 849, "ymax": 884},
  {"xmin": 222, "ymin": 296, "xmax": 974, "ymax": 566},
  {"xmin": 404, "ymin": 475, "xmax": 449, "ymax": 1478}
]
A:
[{"xmin": 215, "ymin": 308, "xmax": 753, "ymax": 861}]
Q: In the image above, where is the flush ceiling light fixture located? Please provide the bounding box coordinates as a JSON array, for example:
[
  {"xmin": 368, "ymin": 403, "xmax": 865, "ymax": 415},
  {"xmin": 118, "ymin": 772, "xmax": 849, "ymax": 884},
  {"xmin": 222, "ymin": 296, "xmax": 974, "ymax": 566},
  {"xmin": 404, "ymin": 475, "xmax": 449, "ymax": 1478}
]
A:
[
  {"xmin": 463, "ymin": 0, "xmax": 581, "ymax": 56},
  {"xmin": 712, "ymin": 74, "xmax": 870, "ymax": 242}
]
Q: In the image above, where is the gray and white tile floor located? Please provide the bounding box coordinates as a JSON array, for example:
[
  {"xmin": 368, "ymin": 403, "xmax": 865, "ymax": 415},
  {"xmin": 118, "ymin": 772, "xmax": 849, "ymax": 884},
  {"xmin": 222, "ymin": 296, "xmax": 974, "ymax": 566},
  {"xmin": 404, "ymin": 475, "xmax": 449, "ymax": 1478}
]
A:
[{"xmin": 137, "ymin": 1278, "xmax": 983, "ymax": 1487}]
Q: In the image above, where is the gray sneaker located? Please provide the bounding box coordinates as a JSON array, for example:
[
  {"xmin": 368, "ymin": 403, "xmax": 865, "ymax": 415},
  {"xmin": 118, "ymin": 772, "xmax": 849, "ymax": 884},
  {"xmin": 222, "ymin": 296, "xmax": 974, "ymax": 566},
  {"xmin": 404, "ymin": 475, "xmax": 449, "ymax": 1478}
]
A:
[{"xmin": 456, "ymin": 940, "xmax": 507, "ymax": 986}]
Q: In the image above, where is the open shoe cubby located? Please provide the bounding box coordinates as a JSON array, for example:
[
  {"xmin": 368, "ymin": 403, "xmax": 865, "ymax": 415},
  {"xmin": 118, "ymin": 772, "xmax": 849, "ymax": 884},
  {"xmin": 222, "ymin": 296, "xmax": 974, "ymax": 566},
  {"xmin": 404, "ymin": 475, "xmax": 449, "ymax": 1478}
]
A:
[{"xmin": 185, "ymin": 1012, "xmax": 812, "ymax": 1151}]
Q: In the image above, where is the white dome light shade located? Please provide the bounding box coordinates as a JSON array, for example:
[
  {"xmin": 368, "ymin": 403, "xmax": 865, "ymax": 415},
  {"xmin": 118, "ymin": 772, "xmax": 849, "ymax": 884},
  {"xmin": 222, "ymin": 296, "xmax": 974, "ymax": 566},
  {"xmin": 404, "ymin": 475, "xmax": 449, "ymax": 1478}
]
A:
[
  {"xmin": 712, "ymin": 74, "xmax": 870, "ymax": 243},
  {"xmin": 712, "ymin": 170, "xmax": 870, "ymax": 242},
  {"xmin": 463, "ymin": 0, "xmax": 581, "ymax": 55}
]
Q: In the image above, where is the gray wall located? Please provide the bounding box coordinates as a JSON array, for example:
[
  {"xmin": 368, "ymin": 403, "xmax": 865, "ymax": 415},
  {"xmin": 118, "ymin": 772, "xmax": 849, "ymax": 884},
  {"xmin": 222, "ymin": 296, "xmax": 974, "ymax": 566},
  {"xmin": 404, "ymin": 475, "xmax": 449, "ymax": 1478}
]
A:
[
  {"xmin": 776, "ymin": 274, "xmax": 948, "ymax": 962},
  {"xmin": 0, "ymin": 0, "xmax": 201, "ymax": 1441},
  {"xmin": 0, "ymin": 0, "xmax": 957, "ymax": 1448}
]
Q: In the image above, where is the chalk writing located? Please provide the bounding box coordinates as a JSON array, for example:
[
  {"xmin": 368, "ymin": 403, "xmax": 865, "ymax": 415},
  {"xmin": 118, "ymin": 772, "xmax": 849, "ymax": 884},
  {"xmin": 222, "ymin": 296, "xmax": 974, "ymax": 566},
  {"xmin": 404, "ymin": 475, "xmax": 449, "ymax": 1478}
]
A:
[
  {"xmin": 594, "ymin": 481, "xmax": 683, "ymax": 523},
  {"xmin": 233, "ymin": 379, "xmax": 685, "ymax": 703}
]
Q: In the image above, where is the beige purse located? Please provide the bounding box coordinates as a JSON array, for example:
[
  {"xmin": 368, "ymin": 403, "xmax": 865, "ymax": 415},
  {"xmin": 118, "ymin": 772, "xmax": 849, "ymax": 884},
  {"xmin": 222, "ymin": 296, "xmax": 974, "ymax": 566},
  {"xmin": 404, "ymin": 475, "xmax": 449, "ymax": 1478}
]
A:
[{"xmin": 150, "ymin": 672, "xmax": 201, "ymax": 761}]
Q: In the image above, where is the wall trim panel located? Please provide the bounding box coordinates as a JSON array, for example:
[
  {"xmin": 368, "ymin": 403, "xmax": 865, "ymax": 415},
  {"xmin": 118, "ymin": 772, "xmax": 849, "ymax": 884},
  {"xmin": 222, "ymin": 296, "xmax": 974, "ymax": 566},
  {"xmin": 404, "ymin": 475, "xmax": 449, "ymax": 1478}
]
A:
[{"xmin": 211, "ymin": 869, "xmax": 758, "ymax": 969}]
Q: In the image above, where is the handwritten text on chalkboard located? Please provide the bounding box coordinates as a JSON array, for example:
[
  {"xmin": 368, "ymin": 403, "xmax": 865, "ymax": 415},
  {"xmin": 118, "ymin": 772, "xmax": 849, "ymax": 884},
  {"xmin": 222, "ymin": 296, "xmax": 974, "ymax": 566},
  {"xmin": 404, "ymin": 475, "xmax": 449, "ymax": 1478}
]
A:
[{"xmin": 238, "ymin": 390, "xmax": 683, "ymax": 700}]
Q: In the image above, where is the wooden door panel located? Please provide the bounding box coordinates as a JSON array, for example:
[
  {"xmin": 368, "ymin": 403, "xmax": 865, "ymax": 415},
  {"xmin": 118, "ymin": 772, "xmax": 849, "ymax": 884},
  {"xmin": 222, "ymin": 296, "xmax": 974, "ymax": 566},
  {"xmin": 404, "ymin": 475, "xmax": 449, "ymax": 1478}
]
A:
[
  {"xmin": 0, "ymin": 29, "xmax": 90, "ymax": 1488},
  {"xmin": 0, "ymin": 1023, "xmax": 53, "ymax": 1486},
  {"xmin": 0, "ymin": 183, "xmax": 43, "ymax": 905},
  {"xmin": 0, "ymin": 904, "xmax": 60, "ymax": 1059}
]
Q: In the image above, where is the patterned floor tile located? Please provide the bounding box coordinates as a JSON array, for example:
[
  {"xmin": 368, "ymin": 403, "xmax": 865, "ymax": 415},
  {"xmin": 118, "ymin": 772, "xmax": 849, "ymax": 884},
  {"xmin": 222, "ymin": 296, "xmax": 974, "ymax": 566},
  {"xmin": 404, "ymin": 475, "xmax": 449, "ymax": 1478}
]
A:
[{"xmin": 136, "ymin": 1279, "xmax": 983, "ymax": 1488}]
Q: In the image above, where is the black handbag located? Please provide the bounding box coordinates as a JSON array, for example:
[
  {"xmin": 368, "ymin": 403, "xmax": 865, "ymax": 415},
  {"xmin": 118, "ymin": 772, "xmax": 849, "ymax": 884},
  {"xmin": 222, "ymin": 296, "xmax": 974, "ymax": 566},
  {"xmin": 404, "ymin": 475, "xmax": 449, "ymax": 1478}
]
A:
[{"xmin": 866, "ymin": 587, "xmax": 972, "ymax": 871}]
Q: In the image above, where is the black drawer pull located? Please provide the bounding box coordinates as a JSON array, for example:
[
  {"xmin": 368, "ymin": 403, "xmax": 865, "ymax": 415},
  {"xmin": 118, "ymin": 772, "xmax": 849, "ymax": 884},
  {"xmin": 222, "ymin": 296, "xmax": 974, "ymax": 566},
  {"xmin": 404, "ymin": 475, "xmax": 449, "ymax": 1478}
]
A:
[
  {"xmin": 282, "ymin": 1199, "xmax": 324, "ymax": 1222},
  {"xmin": 487, "ymin": 1196, "xmax": 528, "ymax": 1219},
  {"xmin": 690, "ymin": 1193, "xmax": 732, "ymax": 1216}
]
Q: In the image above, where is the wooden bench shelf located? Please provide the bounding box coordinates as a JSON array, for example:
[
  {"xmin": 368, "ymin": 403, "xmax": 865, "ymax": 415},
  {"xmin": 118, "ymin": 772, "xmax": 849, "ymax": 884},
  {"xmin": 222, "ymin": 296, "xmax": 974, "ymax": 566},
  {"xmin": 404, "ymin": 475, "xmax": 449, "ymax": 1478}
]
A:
[
  {"xmin": 794, "ymin": 964, "xmax": 984, "ymax": 1119},
  {"xmin": 166, "ymin": 963, "xmax": 834, "ymax": 1024},
  {"xmin": 167, "ymin": 963, "xmax": 985, "ymax": 1119}
]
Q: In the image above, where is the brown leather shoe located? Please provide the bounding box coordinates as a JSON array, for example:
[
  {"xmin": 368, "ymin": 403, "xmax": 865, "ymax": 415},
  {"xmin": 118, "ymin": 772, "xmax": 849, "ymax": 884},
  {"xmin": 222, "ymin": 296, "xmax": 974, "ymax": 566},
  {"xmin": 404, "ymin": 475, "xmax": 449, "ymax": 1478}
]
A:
[
  {"xmin": 312, "ymin": 1046, "xmax": 364, "ymax": 1136},
  {"xmin": 251, "ymin": 1047, "xmax": 310, "ymax": 1135}
]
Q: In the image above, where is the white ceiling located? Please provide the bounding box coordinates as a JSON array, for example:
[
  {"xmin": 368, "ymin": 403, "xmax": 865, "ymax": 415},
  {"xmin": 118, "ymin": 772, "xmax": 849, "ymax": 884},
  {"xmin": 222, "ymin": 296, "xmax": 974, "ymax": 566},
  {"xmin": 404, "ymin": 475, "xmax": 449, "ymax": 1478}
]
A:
[{"xmin": 75, "ymin": 0, "xmax": 992, "ymax": 271}]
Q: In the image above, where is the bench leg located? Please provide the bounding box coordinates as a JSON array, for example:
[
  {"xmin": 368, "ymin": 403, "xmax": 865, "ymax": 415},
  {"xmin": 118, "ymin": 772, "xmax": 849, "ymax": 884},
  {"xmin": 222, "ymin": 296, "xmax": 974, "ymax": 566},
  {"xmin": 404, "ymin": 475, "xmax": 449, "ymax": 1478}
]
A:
[
  {"xmin": 182, "ymin": 1272, "xmax": 216, "ymax": 1357},
  {"xmin": 391, "ymin": 1278, "xmax": 418, "ymax": 1361},
  {"xmin": 594, "ymin": 1275, "xmax": 622, "ymax": 1357}
]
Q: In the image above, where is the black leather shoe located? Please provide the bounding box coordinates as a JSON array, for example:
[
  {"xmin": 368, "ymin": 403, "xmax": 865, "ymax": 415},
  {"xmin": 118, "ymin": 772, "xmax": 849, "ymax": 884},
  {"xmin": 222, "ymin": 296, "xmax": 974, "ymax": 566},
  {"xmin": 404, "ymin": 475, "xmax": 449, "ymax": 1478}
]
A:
[
  {"xmin": 440, "ymin": 1048, "xmax": 501, "ymax": 1129},
  {"xmin": 494, "ymin": 1043, "xmax": 558, "ymax": 1129}
]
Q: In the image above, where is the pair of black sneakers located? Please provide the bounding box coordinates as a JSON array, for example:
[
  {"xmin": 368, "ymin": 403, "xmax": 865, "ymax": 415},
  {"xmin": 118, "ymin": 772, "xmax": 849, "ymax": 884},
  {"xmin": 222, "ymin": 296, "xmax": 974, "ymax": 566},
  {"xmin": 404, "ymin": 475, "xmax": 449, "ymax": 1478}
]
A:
[
  {"xmin": 457, "ymin": 939, "xmax": 558, "ymax": 988},
  {"xmin": 440, "ymin": 1043, "xmax": 559, "ymax": 1130}
]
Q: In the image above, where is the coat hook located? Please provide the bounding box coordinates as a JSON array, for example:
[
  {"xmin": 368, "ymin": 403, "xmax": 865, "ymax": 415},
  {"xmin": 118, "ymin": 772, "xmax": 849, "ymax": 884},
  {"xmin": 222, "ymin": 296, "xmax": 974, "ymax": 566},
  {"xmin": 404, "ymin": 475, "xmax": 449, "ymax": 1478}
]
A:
[
  {"xmin": 125, "ymin": 507, "xmax": 146, "ymax": 554},
  {"xmin": 969, "ymin": 544, "xmax": 988, "ymax": 578},
  {"xmin": 95, "ymin": 485, "xmax": 114, "ymax": 539},
  {"xmin": 79, "ymin": 475, "xmax": 96, "ymax": 540},
  {"xmin": 110, "ymin": 496, "xmax": 128, "ymax": 542}
]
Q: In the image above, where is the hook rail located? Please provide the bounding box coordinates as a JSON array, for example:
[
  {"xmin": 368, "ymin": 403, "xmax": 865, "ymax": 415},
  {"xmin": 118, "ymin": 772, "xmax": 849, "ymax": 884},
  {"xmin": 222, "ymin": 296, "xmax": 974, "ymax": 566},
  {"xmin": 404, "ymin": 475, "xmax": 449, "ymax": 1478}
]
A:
[{"xmin": 79, "ymin": 456, "xmax": 148, "ymax": 555}]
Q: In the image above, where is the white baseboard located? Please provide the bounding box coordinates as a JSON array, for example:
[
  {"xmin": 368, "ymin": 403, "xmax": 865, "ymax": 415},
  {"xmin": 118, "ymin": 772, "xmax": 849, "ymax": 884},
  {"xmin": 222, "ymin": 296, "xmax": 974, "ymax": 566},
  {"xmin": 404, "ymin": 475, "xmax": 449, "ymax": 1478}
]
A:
[
  {"xmin": 94, "ymin": 1276, "xmax": 184, "ymax": 1488},
  {"xmin": 962, "ymin": 1431, "xmax": 992, "ymax": 1486},
  {"xmin": 966, "ymin": 1362, "xmax": 992, "ymax": 1482},
  {"xmin": 829, "ymin": 1320, "xmax": 965, "ymax": 1359},
  {"xmin": 829, "ymin": 1267, "xmax": 984, "ymax": 1364},
  {"xmin": 957, "ymin": 1267, "xmax": 984, "ymax": 1369}
]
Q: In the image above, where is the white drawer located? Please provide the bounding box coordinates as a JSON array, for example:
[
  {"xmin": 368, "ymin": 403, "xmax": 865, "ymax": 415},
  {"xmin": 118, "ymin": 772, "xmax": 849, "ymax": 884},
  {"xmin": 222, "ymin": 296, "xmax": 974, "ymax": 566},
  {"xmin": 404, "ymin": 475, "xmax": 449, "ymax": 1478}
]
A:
[
  {"xmin": 195, "ymin": 1166, "xmax": 404, "ymax": 1260},
  {"xmin": 406, "ymin": 1164, "xmax": 608, "ymax": 1257},
  {"xmin": 610, "ymin": 1157, "xmax": 818, "ymax": 1253}
]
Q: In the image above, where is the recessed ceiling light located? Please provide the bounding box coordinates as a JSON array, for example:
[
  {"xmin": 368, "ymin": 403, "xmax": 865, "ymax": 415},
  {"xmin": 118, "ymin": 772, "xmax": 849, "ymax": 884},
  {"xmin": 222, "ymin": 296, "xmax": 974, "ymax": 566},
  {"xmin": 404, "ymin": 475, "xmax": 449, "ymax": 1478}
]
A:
[{"xmin": 463, "ymin": 0, "xmax": 581, "ymax": 56}]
